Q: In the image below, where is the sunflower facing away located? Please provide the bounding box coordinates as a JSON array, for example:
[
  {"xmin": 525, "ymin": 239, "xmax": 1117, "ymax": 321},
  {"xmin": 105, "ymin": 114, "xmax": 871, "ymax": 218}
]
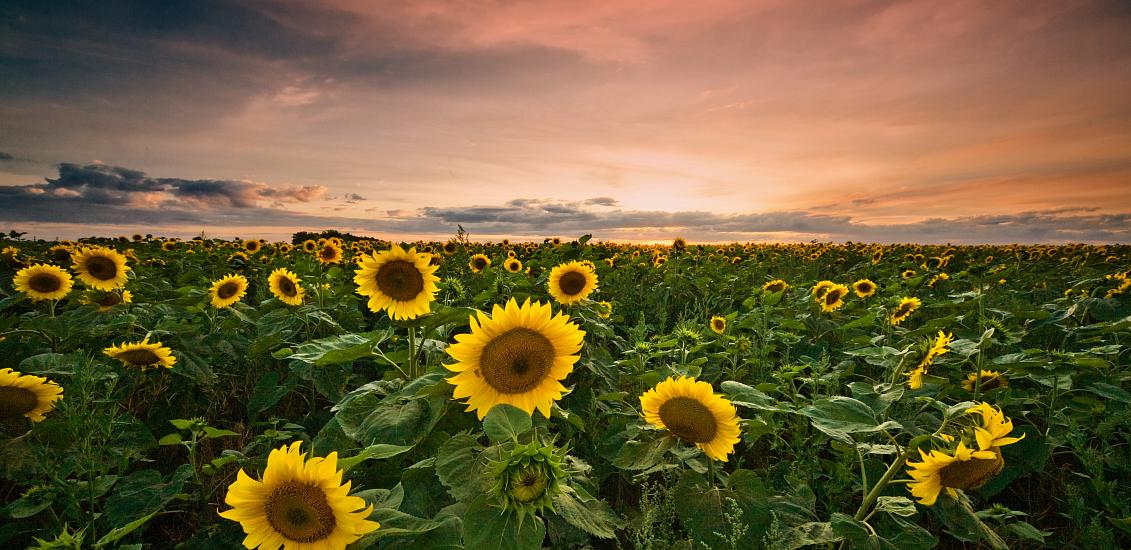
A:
[
  {"xmin": 219, "ymin": 441, "xmax": 380, "ymax": 550},
  {"xmin": 0, "ymin": 368, "xmax": 63, "ymax": 423},
  {"xmin": 906, "ymin": 331, "xmax": 953, "ymax": 389},
  {"xmin": 762, "ymin": 279, "xmax": 788, "ymax": 293},
  {"xmin": 547, "ymin": 261, "xmax": 598, "ymax": 305},
  {"xmin": 13, "ymin": 264, "xmax": 73, "ymax": 301},
  {"xmin": 890, "ymin": 297, "xmax": 921, "ymax": 326},
  {"xmin": 71, "ymin": 246, "xmax": 129, "ymax": 290},
  {"xmin": 819, "ymin": 284, "xmax": 850, "ymax": 313},
  {"xmin": 211, "ymin": 274, "xmax": 250, "ymax": 309},
  {"xmin": 640, "ymin": 376, "xmax": 741, "ymax": 462},
  {"xmin": 852, "ymin": 278, "xmax": 876, "ymax": 298},
  {"xmin": 468, "ymin": 254, "xmax": 491, "ymax": 273},
  {"xmin": 445, "ymin": 298, "xmax": 584, "ymax": 419},
  {"xmin": 962, "ymin": 370, "xmax": 1009, "ymax": 392},
  {"xmin": 354, "ymin": 245, "xmax": 439, "ymax": 320},
  {"xmin": 89, "ymin": 289, "xmax": 133, "ymax": 311},
  {"xmin": 709, "ymin": 316, "xmax": 727, "ymax": 334},
  {"xmin": 269, "ymin": 268, "xmax": 305, "ymax": 306},
  {"xmin": 104, "ymin": 339, "xmax": 177, "ymax": 371}
]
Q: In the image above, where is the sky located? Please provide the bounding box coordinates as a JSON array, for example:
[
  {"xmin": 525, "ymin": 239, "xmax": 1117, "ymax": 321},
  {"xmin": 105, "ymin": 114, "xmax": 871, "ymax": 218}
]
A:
[{"xmin": 1, "ymin": 0, "xmax": 1130, "ymax": 243}]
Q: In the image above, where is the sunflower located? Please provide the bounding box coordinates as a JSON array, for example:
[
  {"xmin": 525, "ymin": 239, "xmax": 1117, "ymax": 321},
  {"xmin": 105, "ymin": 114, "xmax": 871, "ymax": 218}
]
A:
[
  {"xmin": 709, "ymin": 316, "xmax": 727, "ymax": 334},
  {"xmin": 890, "ymin": 297, "xmax": 921, "ymax": 326},
  {"xmin": 442, "ymin": 241, "xmax": 459, "ymax": 254},
  {"xmin": 906, "ymin": 331, "xmax": 953, "ymax": 390},
  {"xmin": 504, "ymin": 258, "xmax": 523, "ymax": 273},
  {"xmin": 962, "ymin": 370, "xmax": 1008, "ymax": 392},
  {"xmin": 104, "ymin": 339, "xmax": 176, "ymax": 370},
  {"xmin": 852, "ymin": 279, "xmax": 876, "ymax": 298},
  {"xmin": 819, "ymin": 284, "xmax": 850, "ymax": 313},
  {"xmin": 316, "ymin": 241, "xmax": 343, "ymax": 265},
  {"xmin": 901, "ymin": 269, "xmax": 917, "ymax": 279},
  {"xmin": 811, "ymin": 280, "xmax": 837, "ymax": 301},
  {"xmin": 762, "ymin": 279, "xmax": 788, "ymax": 293},
  {"xmin": 162, "ymin": 241, "xmax": 178, "ymax": 252},
  {"xmin": 596, "ymin": 300, "xmax": 613, "ymax": 319},
  {"xmin": 219, "ymin": 441, "xmax": 380, "ymax": 549},
  {"xmin": 71, "ymin": 246, "xmax": 129, "ymax": 290},
  {"xmin": 968, "ymin": 402, "xmax": 1025, "ymax": 450},
  {"xmin": 652, "ymin": 255, "xmax": 668, "ymax": 267},
  {"xmin": 445, "ymin": 298, "xmax": 584, "ymax": 419},
  {"xmin": 211, "ymin": 274, "xmax": 249, "ymax": 309},
  {"xmin": 547, "ymin": 261, "xmax": 598, "ymax": 305},
  {"xmin": 354, "ymin": 245, "xmax": 439, "ymax": 320},
  {"xmin": 302, "ymin": 239, "xmax": 317, "ymax": 253},
  {"xmin": 13, "ymin": 264, "xmax": 74, "ymax": 301},
  {"xmin": 89, "ymin": 289, "xmax": 133, "ymax": 311},
  {"xmin": 907, "ymin": 442, "xmax": 1003, "ymax": 506},
  {"xmin": 928, "ymin": 273, "xmax": 950, "ymax": 288},
  {"xmin": 640, "ymin": 376, "xmax": 741, "ymax": 462},
  {"xmin": 0, "ymin": 368, "xmax": 63, "ymax": 423},
  {"xmin": 244, "ymin": 239, "xmax": 261, "ymax": 254},
  {"xmin": 468, "ymin": 254, "xmax": 491, "ymax": 273},
  {"xmin": 269, "ymin": 268, "xmax": 306, "ymax": 306}
]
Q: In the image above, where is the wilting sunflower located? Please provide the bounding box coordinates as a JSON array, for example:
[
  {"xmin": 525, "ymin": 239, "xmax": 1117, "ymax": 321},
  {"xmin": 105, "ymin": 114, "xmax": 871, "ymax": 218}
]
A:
[
  {"xmin": 890, "ymin": 297, "xmax": 922, "ymax": 326},
  {"xmin": 13, "ymin": 264, "xmax": 73, "ymax": 301},
  {"xmin": 0, "ymin": 368, "xmax": 63, "ymax": 423},
  {"xmin": 962, "ymin": 370, "xmax": 1008, "ymax": 392},
  {"xmin": 445, "ymin": 298, "xmax": 584, "ymax": 419},
  {"xmin": 811, "ymin": 280, "xmax": 837, "ymax": 301},
  {"xmin": 907, "ymin": 442, "xmax": 1003, "ymax": 506},
  {"xmin": 852, "ymin": 279, "xmax": 876, "ymax": 298},
  {"xmin": 88, "ymin": 289, "xmax": 133, "ymax": 311},
  {"xmin": 709, "ymin": 316, "xmax": 727, "ymax": 334},
  {"xmin": 762, "ymin": 279, "xmax": 788, "ymax": 293},
  {"xmin": 354, "ymin": 245, "xmax": 439, "ymax": 320},
  {"xmin": 316, "ymin": 241, "xmax": 343, "ymax": 265},
  {"xmin": 819, "ymin": 284, "xmax": 850, "ymax": 313},
  {"xmin": 504, "ymin": 258, "xmax": 523, "ymax": 273},
  {"xmin": 547, "ymin": 261, "xmax": 598, "ymax": 305},
  {"xmin": 104, "ymin": 339, "xmax": 176, "ymax": 370},
  {"xmin": 211, "ymin": 274, "xmax": 249, "ymax": 309},
  {"xmin": 468, "ymin": 254, "xmax": 491, "ymax": 273},
  {"xmin": 906, "ymin": 331, "xmax": 953, "ymax": 389},
  {"xmin": 219, "ymin": 441, "xmax": 380, "ymax": 550},
  {"xmin": 640, "ymin": 376, "xmax": 741, "ymax": 462},
  {"xmin": 269, "ymin": 268, "xmax": 305, "ymax": 306},
  {"xmin": 71, "ymin": 246, "xmax": 129, "ymax": 290}
]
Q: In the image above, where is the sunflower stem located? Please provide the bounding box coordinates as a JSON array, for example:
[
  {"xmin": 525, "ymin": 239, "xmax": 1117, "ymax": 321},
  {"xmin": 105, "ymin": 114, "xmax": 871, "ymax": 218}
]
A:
[
  {"xmin": 852, "ymin": 448, "xmax": 907, "ymax": 521},
  {"xmin": 407, "ymin": 325, "xmax": 419, "ymax": 380}
]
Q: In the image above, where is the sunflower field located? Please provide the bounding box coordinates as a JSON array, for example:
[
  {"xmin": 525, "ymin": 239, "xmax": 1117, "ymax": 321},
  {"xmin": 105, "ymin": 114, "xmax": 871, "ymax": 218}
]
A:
[{"xmin": 1, "ymin": 233, "xmax": 1129, "ymax": 549}]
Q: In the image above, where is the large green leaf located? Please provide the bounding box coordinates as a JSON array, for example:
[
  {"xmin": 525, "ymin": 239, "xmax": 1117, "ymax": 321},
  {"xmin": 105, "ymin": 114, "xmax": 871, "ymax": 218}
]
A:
[
  {"xmin": 462, "ymin": 496, "xmax": 545, "ymax": 550},
  {"xmin": 800, "ymin": 397, "xmax": 902, "ymax": 443},
  {"xmin": 551, "ymin": 487, "xmax": 619, "ymax": 539},
  {"xmin": 275, "ymin": 330, "xmax": 388, "ymax": 366},
  {"xmin": 721, "ymin": 381, "xmax": 794, "ymax": 412},
  {"xmin": 435, "ymin": 433, "xmax": 485, "ymax": 502},
  {"xmin": 482, "ymin": 404, "xmax": 532, "ymax": 442}
]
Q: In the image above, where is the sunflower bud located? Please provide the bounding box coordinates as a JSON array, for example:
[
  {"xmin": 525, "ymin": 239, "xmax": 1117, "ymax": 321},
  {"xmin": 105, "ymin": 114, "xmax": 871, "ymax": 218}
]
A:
[{"xmin": 488, "ymin": 440, "xmax": 568, "ymax": 523}]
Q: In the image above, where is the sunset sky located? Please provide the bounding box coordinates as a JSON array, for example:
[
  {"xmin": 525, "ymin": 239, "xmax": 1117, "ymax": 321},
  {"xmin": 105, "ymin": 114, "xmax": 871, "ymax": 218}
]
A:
[{"xmin": 1, "ymin": 0, "xmax": 1129, "ymax": 243}]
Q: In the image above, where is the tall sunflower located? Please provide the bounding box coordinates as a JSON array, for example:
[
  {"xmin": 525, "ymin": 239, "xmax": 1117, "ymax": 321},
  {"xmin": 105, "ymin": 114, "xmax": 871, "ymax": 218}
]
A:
[
  {"xmin": 0, "ymin": 368, "xmax": 63, "ymax": 423},
  {"xmin": 211, "ymin": 274, "xmax": 249, "ymax": 309},
  {"xmin": 269, "ymin": 268, "xmax": 305, "ymax": 306},
  {"xmin": 819, "ymin": 284, "xmax": 850, "ymax": 313},
  {"xmin": 547, "ymin": 261, "xmax": 598, "ymax": 305},
  {"xmin": 890, "ymin": 297, "xmax": 922, "ymax": 326},
  {"xmin": 104, "ymin": 339, "xmax": 177, "ymax": 370},
  {"xmin": 445, "ymin": 299, "xmax": 584, "ymax": 419},
  {"xmin": 640, "ymin": 376, "xmax": 741, "ymax": 462},
  {"xmin": 71, "ymin": 246, "xmax": 129, "ymax": 290},
  {"xmin": 13, "ymin": 264, "xmax": 73, "ymax": 301},
  {"xmin": 354, "ymin": 245, "xmax": 439, "ymax": 320},
  {"xmin": 219, "ymin": 441, "xmax": 380, "ymax": 549},
  {"xmin": 852, "ymin": 279, "xmax": 876, "ymax": 298},
  {"xmin": 302, "ymin": 239, "xmax": 318, "ymax": 253},
  {"xmin": 468, "ymin": 254, "xmax": 491, "ymax": 273}
]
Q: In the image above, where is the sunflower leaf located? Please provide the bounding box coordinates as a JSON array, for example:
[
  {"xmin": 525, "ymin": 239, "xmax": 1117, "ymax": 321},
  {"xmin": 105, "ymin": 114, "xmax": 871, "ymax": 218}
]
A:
[{"xmin": 483, "ymin": 404, "xmax": 533, "ymax": 442}]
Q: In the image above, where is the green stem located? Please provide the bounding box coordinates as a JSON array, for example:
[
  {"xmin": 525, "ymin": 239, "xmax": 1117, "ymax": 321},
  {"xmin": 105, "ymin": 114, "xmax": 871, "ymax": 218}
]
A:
[{"xmin": 852, "ymin": 448, "xmax": 908, "ymax": 521}]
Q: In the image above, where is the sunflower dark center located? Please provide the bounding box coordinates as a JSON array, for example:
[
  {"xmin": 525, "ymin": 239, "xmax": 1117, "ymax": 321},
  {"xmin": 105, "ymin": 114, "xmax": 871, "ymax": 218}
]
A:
[
  {"xmin": 278, "ymin": 276, "xmax": 298, "ymax": 297},
  {"xmin": 712, "ymin": 319, "xmax": 725, "ymax": 330},
  {"xmin": 894, "ymin": 304, "xmax": 912, "ymax": 317},
  {"xmin": 85, "ymin": 256, "xmax": 118, "ymax": 280},
  {"xmin": 116, "ymin": 349, "xmax": 160, "ymax": 366},
  {"xmin": 264, "ymin": 482, "xmax": 336, "ymax": 543},
  {"xmin": 479, "ymin": 328, "xmax": 556, "ymax": 394},
  {"xmin": 95, "ymin": 292, "xmax": 122, "ymax": 307},
  {"xmin": 472, "ymin": 257, "xmax": 488, "ymax": 270},
  {"xmin": 766, "ymin": 283, "xmax": 784, "ymax": 292},
  {"xmin": 28, "ymin": 273, "xmax": 62, "ymax": 293},
  {"xmin": 320, "ymin": 247, "xmax": 336, "ymax": 260},
  {"xmin": 217, "ymin": 282, "xmax": 240, "ymax": 299},
  {"xmin": 0, "ymin": 386, "xmax": 39, "ymax": 420},
  {"xmin": 558, "ymin": 271, "xmax": 588, "ymax": 296},
  {"xmin": 658, "ymin": 396, "xmax": 717, "ymax": 443},
  {"xmin": 825, "ymin": 289, "xmax": 843, "ymax": 305},
  {"xmin": 979, "ymin": 376, "xmax": 1007, "ymax": 391},
  {"xmin": 858, "ymin": 283, "xmax": 873, "ymax": 293},
  {"xmin": 939, "ymin": 449, "xmax": 1004, "ymax": 491},
  {"xmin": 375, "ymin": 260, "xmax": 424, "ymax": 301}
]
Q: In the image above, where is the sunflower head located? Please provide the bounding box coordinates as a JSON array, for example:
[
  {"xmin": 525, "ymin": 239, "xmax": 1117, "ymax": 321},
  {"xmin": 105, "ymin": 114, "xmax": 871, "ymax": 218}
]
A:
[
  {"xmin": 88, "ymin": 289, "xmax": 133, "ymax": 311},
  {"xmin": 14, "ymin": 264, "xmax": 74, "ymax": 301},
  {"xmin": 547, "ymin": 261, "xmax": 598, "ymax": 305},
  {"xmin": 890, "ymin": 297, "xmax": 922, "ymax": 326},
  {"xmin": 852, "ymin": 279, "xmax": 876, "ymax": 298},
  {"xmin": 819, "ymin": 284, "xmax": 850, "ymax": 313},
  {"xmin": 71, "ymin": 246, "xmax": 129, "ymax": 291},
  {"xmin": 709, "ymin": 316, "xmax": 727, "ymax": 334},
  {"xmin": 640, "ymin": 376, "xmax": 741, "ymax": 462},
  {"xmin": 104, "ymin": 339, "xmax": 177, "ymax": 371},
  {"xmin": 353, "ymin": 245, "xmax": 440, "ymax": 320},
  {"xmin": 244, "ymin": 239, "xmax": 261, "ymax": 253},
  {"xmin": 269, "ymin": 268, "xmax": 305, "ymax": 306},
  {"xmin": 488, "ymin": 440, "xmax": 568, "ymax": 523},
  {"xmin": 902, "ymin": 269, "xmax": 917, "ymax": 279},
  {"xmin": 811, "ymin": 280, "xmax": 836, "ymax": 300},
  {"xmin": 469, "ymin": 254, "xmax": 491, "ymax": 273},
  {"xmin": 317, "ymin": 241, "xmax": 343, "ymax": 264},
  {"xmin": 0, "ymin": 368, "xmax": 63, "ymax": 424},
  {"xmin": 962, "ymin": 370, "xmax": 1008, "ymax": 392},
  {"xmin": 302, "ymin": 239, "xmax": 318, "ymax": 253},
  {"xmin": 210, "ymin": 274, "xmax": 249, "ymax": 309},
  {"xmin": 907, "ymin": 442, "xmax": 1004, "ymax": 506},
  {"xmin": 504, "ymin": 258, "xmax": 523, "ymax": 273},
  {"xmin": 596, "ymin": 300, "xmax": 613, "ymax": 319},
  {"xmin": 762, "ymin": 279, "xmax": 788, "ymax": 293}
]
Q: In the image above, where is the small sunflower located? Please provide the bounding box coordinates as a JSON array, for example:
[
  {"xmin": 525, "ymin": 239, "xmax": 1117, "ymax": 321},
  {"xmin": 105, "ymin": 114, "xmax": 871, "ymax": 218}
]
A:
[
  {"xmin": 302, "ymin": 239, "xmax": 318, "ymax": 253},
  {"xmin": 70, "ymin": 246, "xmax": 129, "ymax": 290},
  {"xmin": 709, "ymin": 316, "xmax": 727, "ymax": 334},
  {"xmin": 469, "ymin": 254, "xmax": 491, "ymax": 273},
  {"xmin": 88, "ymin": 289, "xmax": 133, "ymax": 311},
  {"xmin": 907, "ymin": 442, "xmax": 1003, "ymax": 506},
  {"xmin": 640, "ymin": 376, "xmax": 741, "ymax": 462},
  {"xmin": 104, "ymin": 339, "xmax": 176, "ymax": 371},
  {"xmin": 852, "ymin": 279, "xmax": 876, "ymax": 298},
  {"xmin": 269, "ymin": 268, "xmax": 306, "ymax": 306},
  {"xmin": 547, "ymin": 261, "xmax": 598, "ymax": 305},
  {"xmin": 211, "ymin": 274, "xmax": 249, "ymax": 309},
  {"xmin": 819, "ymin": 284, "xmax": 850, "ymax": 313},
  {"xmin": 596, "ymin": 300, "xmax": 613, "ymax": 319},
  {"xmin": 890, "ymin": 297, "xmax": 922, "ymax": 326},
  {"xmin": 962, "ymin": 370, "xmax": 1008, "ymax": 392},
  {"xmin": 354, "ymin": 245, "xmax": 440, "ymax": 320},
  {"xmin": 445, "ymin": 298, "xmax": 584, "ymax": 419},
  {"xmin": 504, "ymin": 258, "xmax": 523, "ymax": 273},
  {"xmin": 0, "ymin": 368, "xmax": 63, "ymax": 423},
  {"xmin": 762, "ymin": 279, "xmax": 788, "ymax": 293},
  {"xmin": 316, "ymin": 241, "xmax": 343, "ymax": 264},
  {"xmin": 219, "ymin": 441, "xmax": 380, "ymax": 549},
  {"xmin": 901, "ymin": 269, "xmax": 917, "ymax": 279},
  {"xmin": 244, "ymin": 239, "xmax": 262, "ymax": 253},
  {"xmin": 906, "ymin": 331, "xmax": 953, "ymax": 389},
  {"xmin": 13, "ymin": 264, "xmax": 73, "ymax": 301}
]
